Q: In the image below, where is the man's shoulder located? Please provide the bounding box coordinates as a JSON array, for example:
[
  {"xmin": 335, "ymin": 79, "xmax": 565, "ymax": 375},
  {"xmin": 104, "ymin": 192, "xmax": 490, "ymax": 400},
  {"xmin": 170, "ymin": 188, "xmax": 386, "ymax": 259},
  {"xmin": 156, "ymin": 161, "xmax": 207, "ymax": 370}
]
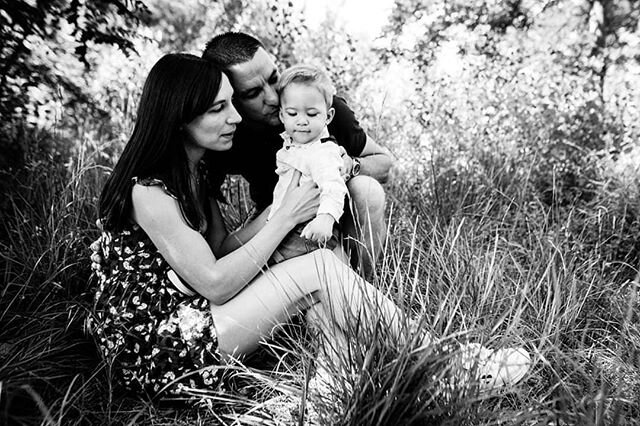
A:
[
  {"xmin": 332, "ymin": 95, "xmax": 351, "ymax": 113},
  {"xmin": 328, "ymin": 95, "xmax": 367, "ymax": 156}
]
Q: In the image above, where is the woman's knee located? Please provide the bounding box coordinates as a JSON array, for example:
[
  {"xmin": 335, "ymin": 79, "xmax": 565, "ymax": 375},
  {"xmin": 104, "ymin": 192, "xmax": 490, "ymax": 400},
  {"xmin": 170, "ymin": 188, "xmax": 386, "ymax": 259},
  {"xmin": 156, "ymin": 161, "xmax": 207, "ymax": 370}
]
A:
[
  {"xmin": 270, "ymin": 249, "xmax": 342, "ymax": 293},
  {"xmin": 307, "ymin": 248, "xmax": 343, "ymax": 273},
  {"xmin": 308, "ymin": 248, "xmax": 359, "ymax": 289}
]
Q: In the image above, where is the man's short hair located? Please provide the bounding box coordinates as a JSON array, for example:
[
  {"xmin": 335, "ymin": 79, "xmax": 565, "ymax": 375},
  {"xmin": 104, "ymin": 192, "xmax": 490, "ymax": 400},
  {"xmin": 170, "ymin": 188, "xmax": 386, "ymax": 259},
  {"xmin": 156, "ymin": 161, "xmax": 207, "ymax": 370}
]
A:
[
  {"xmin": 202, "ymin": 32, "xmax": 264, "ymax": 70},
  {"xmin": 277, "ymin": 64, "xmax": 335, "ymax": 108}
]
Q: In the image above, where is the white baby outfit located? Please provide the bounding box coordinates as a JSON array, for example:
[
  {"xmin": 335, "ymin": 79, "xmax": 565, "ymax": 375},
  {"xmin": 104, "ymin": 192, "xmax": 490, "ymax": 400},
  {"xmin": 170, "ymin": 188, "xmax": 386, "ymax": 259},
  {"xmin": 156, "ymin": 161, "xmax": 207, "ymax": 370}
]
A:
[{"xmin": 268, "ymin": 128, "xmax": 347, "ymax": 223}]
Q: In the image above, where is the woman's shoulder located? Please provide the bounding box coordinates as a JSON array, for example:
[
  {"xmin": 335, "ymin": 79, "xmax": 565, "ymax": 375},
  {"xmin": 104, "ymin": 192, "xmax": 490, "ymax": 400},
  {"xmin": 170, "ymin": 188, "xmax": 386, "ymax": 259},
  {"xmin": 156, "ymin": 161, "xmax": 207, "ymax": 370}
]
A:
[
  {"xmin": 132, "ymin": 176, "xmax": 179, "ymax": 200},
  {"xmin": 131, "ymin": 178, "xmax": 184, "ymax": 228},
  {"xmin": 130, "ymin": 176, "xmax": 208, "ymax": 236}
]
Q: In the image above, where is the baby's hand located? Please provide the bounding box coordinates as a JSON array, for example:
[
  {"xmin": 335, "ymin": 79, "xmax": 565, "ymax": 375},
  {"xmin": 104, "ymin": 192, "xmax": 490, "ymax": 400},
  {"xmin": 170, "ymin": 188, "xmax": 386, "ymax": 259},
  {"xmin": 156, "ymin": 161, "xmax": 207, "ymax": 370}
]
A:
[{"xmin": 301, "ymin": 214, "xmax": 335, "ymax": 244}]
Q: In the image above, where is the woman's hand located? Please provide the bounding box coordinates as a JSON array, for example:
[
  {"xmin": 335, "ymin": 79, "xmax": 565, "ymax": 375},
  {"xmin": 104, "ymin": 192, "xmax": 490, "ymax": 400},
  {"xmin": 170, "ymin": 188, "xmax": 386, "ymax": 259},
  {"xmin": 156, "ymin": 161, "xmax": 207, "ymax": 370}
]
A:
[
  {"xmin": 217, "ymin": 173, "xmax": 318, "ymax": 257},
  {"xmin": 273, "ymin": 170, "xmax": 320, "ymax": 227}
]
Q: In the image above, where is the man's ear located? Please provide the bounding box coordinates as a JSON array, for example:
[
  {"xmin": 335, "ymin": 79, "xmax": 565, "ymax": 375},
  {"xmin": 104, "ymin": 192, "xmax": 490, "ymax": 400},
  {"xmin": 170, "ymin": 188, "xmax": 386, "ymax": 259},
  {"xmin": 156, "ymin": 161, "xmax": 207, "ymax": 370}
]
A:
[{"xmin": 326, "ymin": 107, "xmax": 335, "ymax": 125}]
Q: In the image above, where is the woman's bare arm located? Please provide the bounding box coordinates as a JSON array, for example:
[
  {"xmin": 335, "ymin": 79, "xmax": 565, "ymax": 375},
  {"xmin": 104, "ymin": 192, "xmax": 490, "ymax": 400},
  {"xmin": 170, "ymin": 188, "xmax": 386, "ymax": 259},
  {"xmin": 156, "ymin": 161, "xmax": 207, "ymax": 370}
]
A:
[
  {"xmin": 216, "ymin": 206, "xmax": 271, "ymax": 256},
  {"xmin": 132, "ymin": 172, "xmax": 318, "ymax": 305}
]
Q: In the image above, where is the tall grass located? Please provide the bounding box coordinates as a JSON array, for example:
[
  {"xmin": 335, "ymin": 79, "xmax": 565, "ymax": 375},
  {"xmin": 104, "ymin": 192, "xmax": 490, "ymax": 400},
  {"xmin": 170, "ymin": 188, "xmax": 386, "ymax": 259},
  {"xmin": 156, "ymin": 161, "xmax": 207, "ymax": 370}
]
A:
[
  {"xmin": 1, "ymin": 125, "xmax": 639, "ymax": 425},
  {"xmin": 0, "ymin": 129, "xmax": 102, "ymax": 424},
  {"xmin": 379, "ymin": 162, "xmax": 640, "ymax": 424}
]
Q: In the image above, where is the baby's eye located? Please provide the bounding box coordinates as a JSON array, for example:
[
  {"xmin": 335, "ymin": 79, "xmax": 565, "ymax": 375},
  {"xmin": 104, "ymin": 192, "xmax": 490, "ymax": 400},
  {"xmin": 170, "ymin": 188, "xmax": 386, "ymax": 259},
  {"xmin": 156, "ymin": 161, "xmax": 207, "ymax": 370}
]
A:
[
  {"xmin": 308, "ymin": 113, "xmax": 318, "ymax": 117},
  {"xmin": 286, "ymin": 111, "xmax": 297, "ymax": 116}
]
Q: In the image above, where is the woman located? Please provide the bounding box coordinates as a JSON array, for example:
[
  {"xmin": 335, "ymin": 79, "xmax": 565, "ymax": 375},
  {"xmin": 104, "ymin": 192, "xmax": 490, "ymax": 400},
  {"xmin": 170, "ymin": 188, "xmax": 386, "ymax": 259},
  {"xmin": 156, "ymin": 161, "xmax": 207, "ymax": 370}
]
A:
[{"xmin": 88, "ymin": 53, "xmax": 530, "ymax": 397}]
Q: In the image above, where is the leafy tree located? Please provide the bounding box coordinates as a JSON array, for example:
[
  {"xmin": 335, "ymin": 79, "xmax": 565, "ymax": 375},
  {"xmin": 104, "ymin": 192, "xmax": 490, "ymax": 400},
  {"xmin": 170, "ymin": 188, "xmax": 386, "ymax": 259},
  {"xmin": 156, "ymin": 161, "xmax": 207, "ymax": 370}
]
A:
[
  {"xmin": 0, "ymin": 0, "xmax": 149, "ymax": 120},
  {"xmin": 141, "ymin": 0, "xmax": 240, "ymax": 52},
  {"xmin": 0, "ymin": 0, "xmax": 151, "ymax": 177},
  {"xmin": 135, "ymin": 0, "xmax": 308, "ymax": 70},
  {"xmin": 382, "ymin": 0, "xmax": 639, "ymax": 99},
  {"xmin": 376, "ymin": 0, "xmax": 640, "ymax": 269},
  {"xmin": 586, "ymin": 1, "xmax": 640, "ymax": 90}
]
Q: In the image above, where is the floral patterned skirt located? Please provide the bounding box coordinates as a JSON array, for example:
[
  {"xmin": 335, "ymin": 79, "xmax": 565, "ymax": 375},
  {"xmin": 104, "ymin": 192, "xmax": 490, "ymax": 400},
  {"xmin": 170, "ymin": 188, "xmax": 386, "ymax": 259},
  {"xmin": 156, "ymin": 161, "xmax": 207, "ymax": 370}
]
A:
[{"xmin": 87, "ymin": 226, "xmax": 223, "ymax": 396}]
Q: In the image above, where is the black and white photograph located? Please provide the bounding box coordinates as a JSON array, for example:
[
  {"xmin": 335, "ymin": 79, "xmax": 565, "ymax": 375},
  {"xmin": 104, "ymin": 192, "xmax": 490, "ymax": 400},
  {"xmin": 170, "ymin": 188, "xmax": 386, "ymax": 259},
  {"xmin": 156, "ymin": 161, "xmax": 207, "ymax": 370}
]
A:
[{"xmin": 1, "ymin": 0, "xmax": 639, "ymax": 424}]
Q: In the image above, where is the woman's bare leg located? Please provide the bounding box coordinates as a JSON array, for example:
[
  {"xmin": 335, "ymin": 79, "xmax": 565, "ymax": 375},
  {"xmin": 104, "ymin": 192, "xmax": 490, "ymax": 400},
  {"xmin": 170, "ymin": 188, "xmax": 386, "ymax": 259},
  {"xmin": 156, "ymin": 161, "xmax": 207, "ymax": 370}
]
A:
[
  {"xmin": 210, "ymin": 249, "xmax": 404, "ymax": 357},
  {"xmin": 211, "ymin": 249, "xmax": 532, "ymax": 390},
  {"xmin": 305, "ymin": 302, "xmax": 350, "ymax": 366}
]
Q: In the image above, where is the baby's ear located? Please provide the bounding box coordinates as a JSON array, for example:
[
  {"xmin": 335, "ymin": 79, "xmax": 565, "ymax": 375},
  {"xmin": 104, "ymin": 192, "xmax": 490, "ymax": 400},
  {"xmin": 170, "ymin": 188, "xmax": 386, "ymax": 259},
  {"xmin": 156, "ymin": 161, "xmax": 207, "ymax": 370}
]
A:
[
  {"xmin": 326, "ymin": 107, "xmax": 335, "ymax": 125},
  {"xmin": 279, "ymin": 108, "xmax": 284, "ymax": 122}
]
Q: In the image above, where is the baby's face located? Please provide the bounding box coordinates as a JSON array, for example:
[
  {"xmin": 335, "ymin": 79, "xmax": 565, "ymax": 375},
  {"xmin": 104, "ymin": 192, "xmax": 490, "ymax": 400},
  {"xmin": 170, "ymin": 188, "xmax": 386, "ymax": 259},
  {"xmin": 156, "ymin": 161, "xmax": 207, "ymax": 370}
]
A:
[{"xmin": 279, "ymin": 83, "xmax": 332, "ymax": 145}]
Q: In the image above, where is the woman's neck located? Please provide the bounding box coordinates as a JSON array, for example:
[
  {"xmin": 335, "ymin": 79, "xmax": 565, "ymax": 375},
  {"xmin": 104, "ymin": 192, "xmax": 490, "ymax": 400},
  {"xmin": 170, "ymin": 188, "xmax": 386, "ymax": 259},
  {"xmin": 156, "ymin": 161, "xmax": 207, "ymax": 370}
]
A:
[{"xmin": 185, "ymin": 146, "xmax": 205, "ymax": 175}]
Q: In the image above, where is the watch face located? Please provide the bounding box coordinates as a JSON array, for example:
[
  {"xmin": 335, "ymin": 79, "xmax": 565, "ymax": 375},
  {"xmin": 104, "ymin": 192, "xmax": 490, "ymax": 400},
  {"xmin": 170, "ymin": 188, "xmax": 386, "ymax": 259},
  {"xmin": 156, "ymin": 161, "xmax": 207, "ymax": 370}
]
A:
[{"xmin": 352, "ymin": 158, "xmax": 361, "ymax": 176}]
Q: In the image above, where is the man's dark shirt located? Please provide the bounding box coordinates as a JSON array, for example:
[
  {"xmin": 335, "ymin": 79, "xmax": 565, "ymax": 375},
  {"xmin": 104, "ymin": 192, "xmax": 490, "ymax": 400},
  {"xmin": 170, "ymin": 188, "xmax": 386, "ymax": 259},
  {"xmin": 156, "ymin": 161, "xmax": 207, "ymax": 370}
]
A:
[{"xmin": 206, "ymin": 96, "xmax": 367, "ymax": 211}]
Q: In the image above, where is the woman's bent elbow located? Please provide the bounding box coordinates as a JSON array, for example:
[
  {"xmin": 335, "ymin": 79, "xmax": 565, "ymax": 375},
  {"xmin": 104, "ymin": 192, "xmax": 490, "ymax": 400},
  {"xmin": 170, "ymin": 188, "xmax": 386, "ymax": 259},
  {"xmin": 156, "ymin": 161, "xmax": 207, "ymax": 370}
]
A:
[
  {"xmin": 207, "ymin": 289, "xmax": 235, "ymax": 306},
  {"xmin": 197, "ymin": 272, "xmax": 238, "ymax": 305}
]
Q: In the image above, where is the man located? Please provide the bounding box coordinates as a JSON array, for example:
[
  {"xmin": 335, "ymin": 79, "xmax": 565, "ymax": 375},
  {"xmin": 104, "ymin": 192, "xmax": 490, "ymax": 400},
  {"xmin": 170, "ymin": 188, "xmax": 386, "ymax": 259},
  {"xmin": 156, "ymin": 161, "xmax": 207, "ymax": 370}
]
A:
[{"xmin": 202, "ymin": 32, "xmax": 392, "ymax": 276}]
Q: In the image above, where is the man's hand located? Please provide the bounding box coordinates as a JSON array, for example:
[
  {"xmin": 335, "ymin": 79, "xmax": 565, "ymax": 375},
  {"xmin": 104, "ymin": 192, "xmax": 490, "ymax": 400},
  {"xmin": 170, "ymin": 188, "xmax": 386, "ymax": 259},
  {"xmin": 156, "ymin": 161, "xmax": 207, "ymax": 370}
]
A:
[{"xmin": 300, "ymin": 214, "xmax": 335, "ymax": 244}]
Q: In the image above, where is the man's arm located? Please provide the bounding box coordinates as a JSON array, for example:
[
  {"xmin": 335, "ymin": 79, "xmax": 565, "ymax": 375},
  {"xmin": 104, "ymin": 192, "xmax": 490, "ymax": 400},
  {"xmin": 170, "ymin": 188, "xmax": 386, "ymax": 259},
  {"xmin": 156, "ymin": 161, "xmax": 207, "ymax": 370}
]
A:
[
  {"xmin": 352, "ymin": 135, "xmax": 393, "ymax": 183},
  {"xmin": 329, "ymin": 96, "xmax": 393, "ymax": 183}
]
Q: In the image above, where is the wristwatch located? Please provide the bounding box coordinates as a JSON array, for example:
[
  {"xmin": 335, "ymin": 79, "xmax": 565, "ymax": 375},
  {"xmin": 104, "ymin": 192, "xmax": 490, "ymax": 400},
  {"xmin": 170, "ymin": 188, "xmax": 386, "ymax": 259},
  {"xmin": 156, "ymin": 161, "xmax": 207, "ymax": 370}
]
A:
[{"xmin": 350, "ymin": 157, "xmax": 361, "ymax": 178}]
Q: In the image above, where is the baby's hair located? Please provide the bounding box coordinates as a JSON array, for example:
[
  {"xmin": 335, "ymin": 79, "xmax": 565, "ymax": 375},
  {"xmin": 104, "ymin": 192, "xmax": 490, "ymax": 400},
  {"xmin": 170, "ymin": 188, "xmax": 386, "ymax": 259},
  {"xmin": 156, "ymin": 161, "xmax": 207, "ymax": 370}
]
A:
[{"xmin": 277, "ymin": 64, "xmax": 335, "ymax": 108}]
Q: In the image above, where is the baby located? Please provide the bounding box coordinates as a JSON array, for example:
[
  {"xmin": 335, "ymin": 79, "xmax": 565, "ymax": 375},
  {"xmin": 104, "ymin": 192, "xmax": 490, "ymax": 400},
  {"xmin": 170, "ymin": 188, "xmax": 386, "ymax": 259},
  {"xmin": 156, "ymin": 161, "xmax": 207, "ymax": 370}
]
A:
[{"xmin": 267, "ymin": 64, "xmax": 348, "ymax": 264}]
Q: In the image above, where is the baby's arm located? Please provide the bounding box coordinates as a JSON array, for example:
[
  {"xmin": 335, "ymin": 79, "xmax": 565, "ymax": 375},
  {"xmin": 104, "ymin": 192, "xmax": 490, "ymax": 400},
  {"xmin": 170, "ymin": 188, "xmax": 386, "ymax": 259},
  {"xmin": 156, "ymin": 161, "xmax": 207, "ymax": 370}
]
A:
[{"xmin": 300, "ymin": 143, "xmax": 348, "ymax": 243}]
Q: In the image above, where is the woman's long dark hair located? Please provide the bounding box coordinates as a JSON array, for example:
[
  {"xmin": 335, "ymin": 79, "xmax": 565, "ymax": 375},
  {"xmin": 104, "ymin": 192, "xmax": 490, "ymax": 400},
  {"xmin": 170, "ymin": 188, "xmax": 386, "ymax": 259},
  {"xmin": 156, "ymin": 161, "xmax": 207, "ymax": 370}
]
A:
[{"xmin": 99, "ymin": 53, "xmax": 223, "ymax": 232}]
